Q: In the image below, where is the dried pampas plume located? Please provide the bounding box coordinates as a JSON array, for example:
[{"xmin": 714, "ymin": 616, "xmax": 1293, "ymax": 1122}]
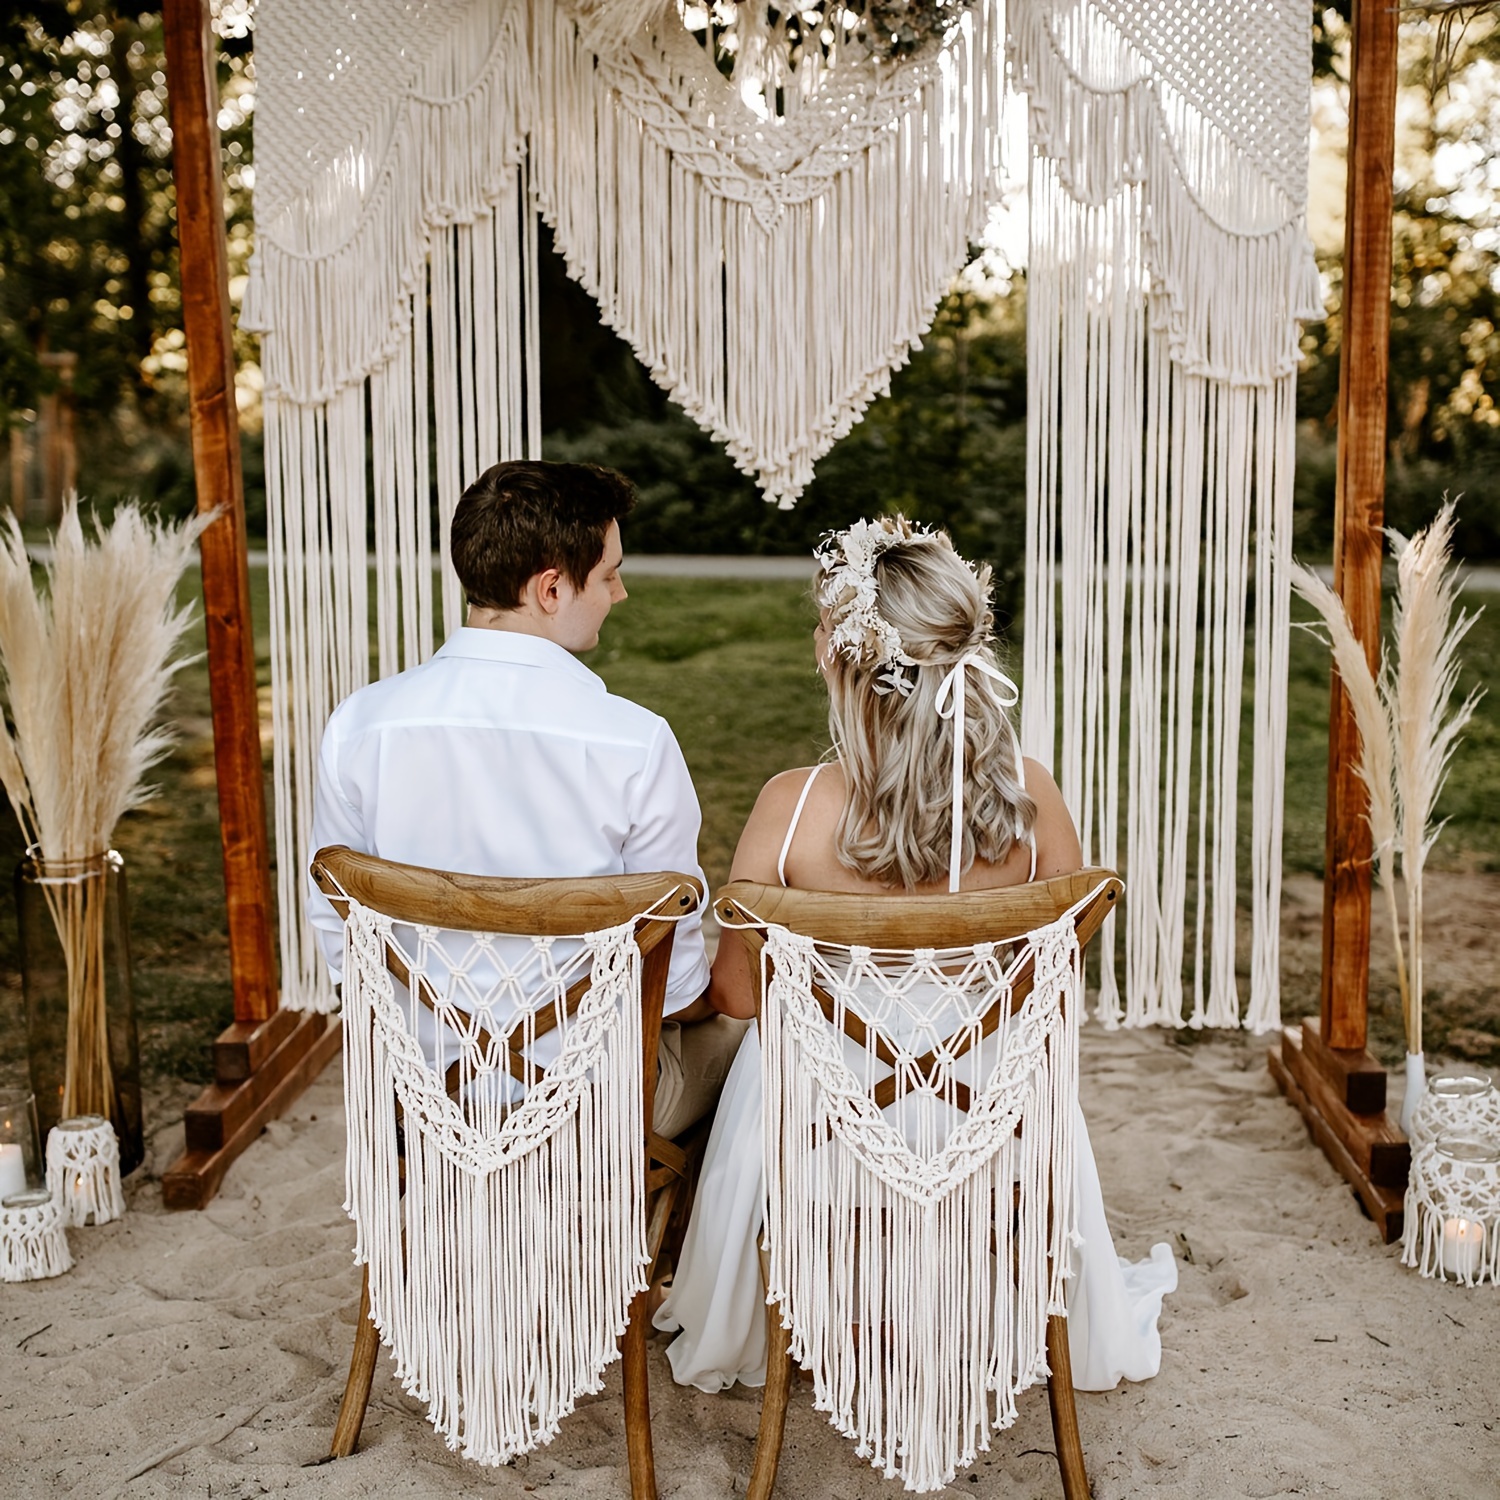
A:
[
  {"xmin": 1287, "ymin": 498, "xmax": 1483, "ymax": 1066},
  {"xmin": 0, "ymin": 497, "xmax": 214, "ymax": 1119}
]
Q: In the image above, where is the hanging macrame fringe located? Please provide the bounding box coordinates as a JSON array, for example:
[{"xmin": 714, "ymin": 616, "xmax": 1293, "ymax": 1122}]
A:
[
  {"xmin": 340, "ymin": 903, "xmax": 649, "ymax": 1464},
  {"xmin": 1013, "ymin": 0, "xmax": 1315, "ymax": 1031},
  {"xmin": 759, "ymin": 919, "xmax": 1082, "ymax": 1493}
]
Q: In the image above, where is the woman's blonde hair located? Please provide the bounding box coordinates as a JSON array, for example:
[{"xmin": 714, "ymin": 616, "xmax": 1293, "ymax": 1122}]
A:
[{"xmin": 818, "ymin": 520, "xmax": 1035, "ymax": 889}]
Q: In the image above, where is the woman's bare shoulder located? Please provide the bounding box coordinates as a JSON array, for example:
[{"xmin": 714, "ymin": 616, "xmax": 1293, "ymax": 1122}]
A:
[{"xmin": 729, "ymin": 766, "xmax": 828, "ymax": 883}]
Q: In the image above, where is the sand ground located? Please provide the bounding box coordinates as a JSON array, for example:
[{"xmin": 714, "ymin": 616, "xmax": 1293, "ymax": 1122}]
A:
[{"xmin": 2, "ymin": 1008, "xmax": 1497, "ymax": 1500}]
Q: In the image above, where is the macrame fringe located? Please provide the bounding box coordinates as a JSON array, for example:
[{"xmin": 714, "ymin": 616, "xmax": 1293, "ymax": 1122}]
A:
[
  {"xmin": 0, "ymin": 1196, "xmax": 72, "ymax": 1283},
  {"xmin": 759, "ymin": 915, "xmax": 1083, "ymax": 1492},
  {"xmin": 340, "ymin": 904, "xmax": 648, "ymax": 1464},
  {"xmin": 46, "ymin": 1118, "xmax": 126, "ymax": 1228},
  {"xmin": 1014, "ymin": 0, "xmax": 1314, "ymax": 1031}
]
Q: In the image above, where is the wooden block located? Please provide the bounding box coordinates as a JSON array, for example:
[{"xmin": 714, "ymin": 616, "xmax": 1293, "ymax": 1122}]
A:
[
  {"xmin": 185, "ymin": 1012, "xmax": 332, "ymax": 1152},
  {"xmin": 213, "ymin": 1007, "xmax": 301, "ymax": 1084},
  {"xmin": 1297, "ymin": 1015, "xmax": 1388, "ymax": 1115},
  {"xmin": 1279, "ymin": 1026, "xmax": 1410, "ymax": 1188},
  {"xmin": 1269, "ymin": 1041, "xmax": 1405, "ymax": 1244},
  {"xmin": 163, "ymin": 1016, "xmax": 342, "ymax": 1210}
]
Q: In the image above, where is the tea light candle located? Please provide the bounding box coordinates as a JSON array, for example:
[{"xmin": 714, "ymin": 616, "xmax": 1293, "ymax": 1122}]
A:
[
  {"xmin": 0, "ymin": 1143, "xmax": 25, "ymax": 1201},
  {"xmin": 1440, "ymin": 1217, "xmax": 1485, "ymax": 1279}
]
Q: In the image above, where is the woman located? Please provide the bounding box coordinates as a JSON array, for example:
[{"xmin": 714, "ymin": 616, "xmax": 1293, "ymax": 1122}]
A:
[{"xmin": 655, "ymin": 516, "xmax": 1175, "ymax": 1393}]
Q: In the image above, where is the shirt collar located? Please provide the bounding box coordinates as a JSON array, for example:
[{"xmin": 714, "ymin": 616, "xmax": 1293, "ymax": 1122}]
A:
[{"xmin": 433, "ymin": 627, "xmax": 605, "ymax": 689}]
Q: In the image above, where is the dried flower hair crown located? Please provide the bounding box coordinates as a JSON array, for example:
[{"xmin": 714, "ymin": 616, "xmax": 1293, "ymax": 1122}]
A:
[{"xmin": 814, "ymin": 516, "xmax": 927, "ymax": 695}]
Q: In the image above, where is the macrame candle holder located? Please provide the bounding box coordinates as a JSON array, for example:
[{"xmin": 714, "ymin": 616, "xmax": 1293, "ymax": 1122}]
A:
[
  {"xmin": 1402, "ymin": 1136, "xmax": 1500, "ymax": 1287},
  {"xmin": 46, "ymin": 1114, "xmax": 125, "ymax": 1227},
  {"xmin": 1407, "ymin": 1069, "xmax": 1499, "ymax": 1153},
  {"xmin": 0, "ymin": 1187, "xmax": 72, "ymax": 1282},
  {"xmin": 0, "ymin": 1088, "xmax": 43, "ymax": 1201}
]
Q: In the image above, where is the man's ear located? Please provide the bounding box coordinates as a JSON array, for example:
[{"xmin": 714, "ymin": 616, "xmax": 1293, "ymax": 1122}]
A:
[{"xmin": 527, "ymin": 567, "xmax": 566, "ymax": 616}]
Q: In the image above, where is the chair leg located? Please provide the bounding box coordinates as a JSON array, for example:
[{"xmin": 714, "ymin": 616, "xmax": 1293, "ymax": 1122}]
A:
[
  {"xmin": 622, "ymin": 1287, "xmax": 657, "ymax": 1500},
  {"xmin": 746, "ymin": 1300, "xmax": 794, "ymax": 1500},
  {"xmin": 328, "ymin": 1266, "xmax": 380, "ymax": 1459},
  {"xmin": 1044, "ymin": 1313, "xmax": 1091, "ymax": 1500}
]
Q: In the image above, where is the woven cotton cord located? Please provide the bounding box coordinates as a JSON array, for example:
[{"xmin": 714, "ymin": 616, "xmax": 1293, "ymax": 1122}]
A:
[
  {"xmin": 0, "ymin": 1194, "xmax": 71, "ymax": 1283},
  {"xmin": 746, "ymin": 883, "xmax": 1101, "ymax": 1492},
  {"xmin": 46, "ymin": 1117, "xmax": 125, "ymax": 1228},
  {"xmin": 934, "ymin": 654, "xmax": 1023, "ymax": 894},
  {"xmin": 338, "ymin": 894, "xmax": 661, "ymax": 1464}
]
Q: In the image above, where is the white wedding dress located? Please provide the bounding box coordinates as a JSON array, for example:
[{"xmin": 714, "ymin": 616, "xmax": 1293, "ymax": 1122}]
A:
[
  {"xmin": 654, "ymin": 765, "xmax": 1177, "ymax": 1395},
  {"xmin": 655, "ymin": 1029, "xmax": 1177, "ymax": 1393}
]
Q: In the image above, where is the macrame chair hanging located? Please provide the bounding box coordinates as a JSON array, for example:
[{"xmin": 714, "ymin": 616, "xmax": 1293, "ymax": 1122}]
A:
[
  {"xmin": 310, "ymin": 845, "xmax": 702, "ymax": 1470},
  {"xmin": 244, "ymin": 0, "xmax": 1314, "ymax": 1029},
  {"xmin": 715, "ymin": 869, "xmax": 1122, "ymax": 1497}
]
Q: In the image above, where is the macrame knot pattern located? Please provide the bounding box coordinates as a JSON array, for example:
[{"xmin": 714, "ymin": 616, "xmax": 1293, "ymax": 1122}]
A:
[
  {"xmin": 758, "ymin": 911, "xmax": 1083, "ymax": 1491},
  {"xmin": 340, "ymin": 899, "xmax": 649, "ymax": 1465}
]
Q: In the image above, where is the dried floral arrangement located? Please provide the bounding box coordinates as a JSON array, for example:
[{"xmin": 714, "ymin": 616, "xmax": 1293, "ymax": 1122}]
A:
[
  {"xmin": 1289, "ymin": 500, "xmax": 1484, "ymax": 1128},
  {"xmin": 0, "ymin": 499, "xmax": 212, "ymax": 1121}
]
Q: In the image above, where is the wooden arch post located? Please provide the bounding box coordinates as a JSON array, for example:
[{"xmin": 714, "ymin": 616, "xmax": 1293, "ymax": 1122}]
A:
[
  {"xmin": 159, "ymin": 0, "xmax": 340, "ymax": 1209},
  {"xmin": 1269, "ymin": 0, "xmax": 1408, "ymax": 1242}
]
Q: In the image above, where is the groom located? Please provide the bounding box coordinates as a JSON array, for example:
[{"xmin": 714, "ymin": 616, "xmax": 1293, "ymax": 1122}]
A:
[{"xmin": 306, "ymin": 459, "xmax": 741, "ymax": 1135}]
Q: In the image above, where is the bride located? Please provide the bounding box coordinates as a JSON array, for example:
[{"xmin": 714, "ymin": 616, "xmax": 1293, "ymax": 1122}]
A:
[{"xmin": 655, "ymin": 515, "xmax": 1176, "ymax": 1393}]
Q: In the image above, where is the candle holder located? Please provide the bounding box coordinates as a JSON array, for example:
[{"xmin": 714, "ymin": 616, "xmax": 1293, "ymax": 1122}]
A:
[
  {"xmin": 46, "ymin": 1115, "xmax": 125, "ymax": 1227},
  {"xmin": 1402, "ymin": 1135, "xmax": 1500, "ymax": 1287},
  {"xmin": 0, "ymin": 1088, "xmax": 43, "ymax": 1202},
  {"xmin": 0, "ymin": 1187, "xmax": 72, "ymax": 1282},
  {"xmin": 1408, "ymin": 1068, "xmax": 1500, "ymax": 1152}
]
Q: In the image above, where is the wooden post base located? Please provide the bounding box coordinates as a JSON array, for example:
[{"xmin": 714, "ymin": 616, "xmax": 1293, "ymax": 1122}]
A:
[
  {"xmin": 1269, "ymin": 1020, "xmax": 1408, "ymax": 1244},
  {"xmin": 162, "ymin": 1012, "xmax": 341, "ymax": 1210}
]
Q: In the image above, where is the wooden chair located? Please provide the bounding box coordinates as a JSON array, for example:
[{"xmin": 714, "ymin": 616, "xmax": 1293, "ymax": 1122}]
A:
[
  {"xmin": 714, "ymin": 868, "xmax": 1123, "ymax": 1500},
  {"xmin": 311, "ymin": 845, "xmax": 704, "ymax": 1499}
]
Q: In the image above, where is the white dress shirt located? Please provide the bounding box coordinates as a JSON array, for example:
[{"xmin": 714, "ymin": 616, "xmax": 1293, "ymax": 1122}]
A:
[{"xmin": 307, "ymin": 628, "xmax": 711, "ymax": 1026}]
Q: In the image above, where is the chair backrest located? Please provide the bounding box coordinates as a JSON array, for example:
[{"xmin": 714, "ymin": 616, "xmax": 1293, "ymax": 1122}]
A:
[
  {"xmin": 714, "ymin": 868, "xmax": 1122, "ymax": 1493},
  {"xmin": 310, "ymin": 844, "xmax": 701, "ymax": 1468}
]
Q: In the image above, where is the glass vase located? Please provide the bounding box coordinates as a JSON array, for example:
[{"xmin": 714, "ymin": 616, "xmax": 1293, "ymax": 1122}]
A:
[{"xmin": 16, "ymin": 849, "xmax": 143, "ymax": 1176}]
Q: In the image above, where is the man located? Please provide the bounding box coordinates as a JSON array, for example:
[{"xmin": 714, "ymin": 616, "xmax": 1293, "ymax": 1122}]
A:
[{"xmin": 307, "ymin": 459, "xmax": 741, "ymax": 1135}]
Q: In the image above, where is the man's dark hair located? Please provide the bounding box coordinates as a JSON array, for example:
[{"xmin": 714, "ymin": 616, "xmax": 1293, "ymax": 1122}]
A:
[{"xmin": 450, "ymin": 461, "xmax": 636, "ymax": 611}]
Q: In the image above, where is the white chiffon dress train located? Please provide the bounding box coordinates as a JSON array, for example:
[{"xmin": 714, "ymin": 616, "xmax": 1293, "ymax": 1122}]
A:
[{"xmin": 655, "ymin": 1027, "xmax": 1177, "ymax": 1394}]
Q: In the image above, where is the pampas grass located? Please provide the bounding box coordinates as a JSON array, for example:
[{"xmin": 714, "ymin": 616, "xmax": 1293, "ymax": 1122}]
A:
[
  {"xmin": 1288, "ymin": 499, "xmax": 1483, "ymax": 1075},
  {"xmin": 0, "ymin": 497, "xmax": 212, "ymax": 1120}
]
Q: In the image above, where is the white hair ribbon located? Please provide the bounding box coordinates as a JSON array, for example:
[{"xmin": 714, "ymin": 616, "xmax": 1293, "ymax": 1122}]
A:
[{"xmin": 934, "ymin": 654, "xmax": 1021, "ymax": 893}]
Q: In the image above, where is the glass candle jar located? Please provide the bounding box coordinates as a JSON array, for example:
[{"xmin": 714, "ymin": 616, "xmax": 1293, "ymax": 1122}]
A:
[
  {"xmin": 16, "ymin": 849, "xmax": 143, "ymax": 1175},
  {"xmin": 0, "ymin": 1089, "xmax": 42, "ymax": 1200},
  {"xmin": 1403, "ymin": 1134, "xmax": 1500, "ymax": 1286},
  {"xmin": 1408, "ymin": 1068, "xmax": 1499, "ymax": 1152}
]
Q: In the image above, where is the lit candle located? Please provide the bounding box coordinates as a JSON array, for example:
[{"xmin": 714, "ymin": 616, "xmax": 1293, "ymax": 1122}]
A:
[
  {"xmin": 1440, "ymin": 1216, "xmax": 1485, "ymax": 1278},
  {"xmin": 0, "ymin": 1143, "xmax": 26, "ymax": 1201}
]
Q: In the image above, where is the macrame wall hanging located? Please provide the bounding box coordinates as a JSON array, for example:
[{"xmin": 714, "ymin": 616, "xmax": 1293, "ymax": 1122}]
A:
[
  {"xmin": 1011, "ymin": 0, "xmax": 1320, "ymax": 1031},
  {"xmin": 245, "ymin": 0, "xmax": 1006, "ymax": 1014},
  {"xmin": 245, "ymin": 0, "xmax": 1315, "ymax": 1028}
]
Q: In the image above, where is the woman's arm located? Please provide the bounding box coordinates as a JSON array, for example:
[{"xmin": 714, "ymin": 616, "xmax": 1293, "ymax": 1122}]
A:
[
  {"xmin": 1023, "ymin": 757, "xmax": 1085, "ymax": 880},
  {"xmin": 707, "ymin": 769, "xmax": 818, "ymax": 1020}
]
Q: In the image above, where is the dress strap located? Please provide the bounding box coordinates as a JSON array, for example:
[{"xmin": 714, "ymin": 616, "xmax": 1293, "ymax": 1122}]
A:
[
  {"xmin": 777, "ymin": 764, "xmax": 824, "ymax": 888},
  {"xmin": 1015, "ymin": 734, "xmax": 1037, "ymax": 880}
]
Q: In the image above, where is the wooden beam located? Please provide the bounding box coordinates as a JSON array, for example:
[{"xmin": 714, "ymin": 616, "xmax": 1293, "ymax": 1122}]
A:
[
  {"xmin": 1320, "ymin": 0, "xmax": 1398, "ymax": 1049},
  {"xmin": 1270, "ymin": 1031, "xmax": 1406, "ymax": 1244},
  {"xmin": 161, "ymin": 0, "xmax": 277, "ymax": 1025},
  {"xmin": 162, "ymin": 1018, "xmax": 342, "ymax": 1211},
  {"xmin": 160, "ymin": 0, "xmax": 339, "ymax": 1209}
]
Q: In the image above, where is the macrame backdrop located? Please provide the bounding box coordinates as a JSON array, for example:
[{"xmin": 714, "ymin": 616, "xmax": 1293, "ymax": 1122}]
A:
[
  {"xmin": 245, "ymin": 0, "xmax": 1315, "ymax": 1026},
  {"xmin": 1012, "ymin": 0, "xmax": 1321, "ymax": 1030}
]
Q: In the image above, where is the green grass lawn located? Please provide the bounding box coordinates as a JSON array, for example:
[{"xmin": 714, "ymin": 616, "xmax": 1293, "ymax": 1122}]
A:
[{"xmin": 0, "ymin": 570, "xmax": 1494, "ymax": 1092}]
